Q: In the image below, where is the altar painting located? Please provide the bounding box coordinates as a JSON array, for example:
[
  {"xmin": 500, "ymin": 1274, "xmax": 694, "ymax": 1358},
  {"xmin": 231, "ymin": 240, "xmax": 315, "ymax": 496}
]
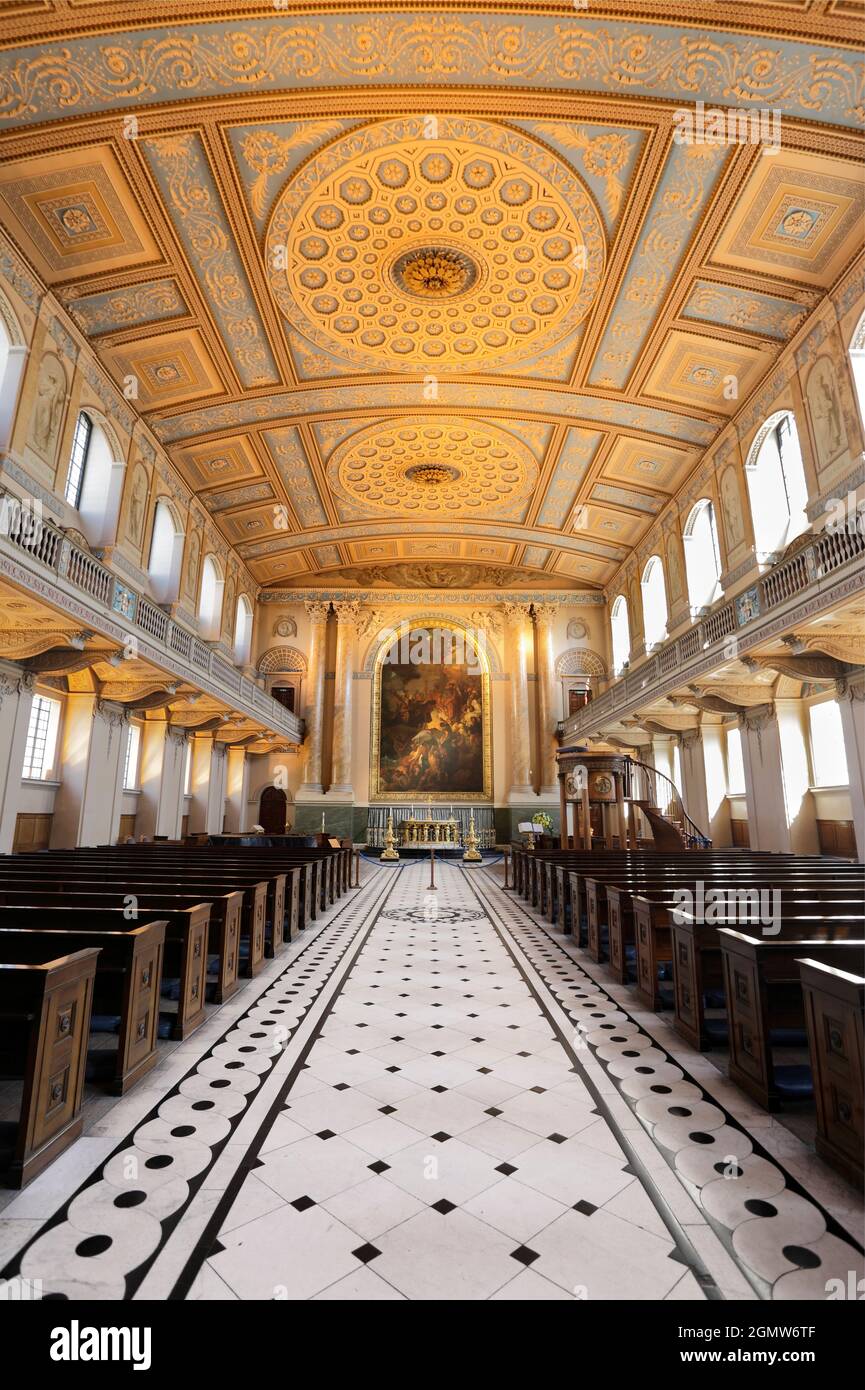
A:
[{"xmin": 370, "ymin": 625, "xmax": 491, "ymax": 801}]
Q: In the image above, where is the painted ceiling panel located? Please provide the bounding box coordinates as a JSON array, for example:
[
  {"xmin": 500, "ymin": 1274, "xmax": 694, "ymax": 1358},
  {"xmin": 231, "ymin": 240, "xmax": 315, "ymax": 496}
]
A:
[{"xmin": 0, "ymin": 4, "xmax": 860, "ymax": 591}]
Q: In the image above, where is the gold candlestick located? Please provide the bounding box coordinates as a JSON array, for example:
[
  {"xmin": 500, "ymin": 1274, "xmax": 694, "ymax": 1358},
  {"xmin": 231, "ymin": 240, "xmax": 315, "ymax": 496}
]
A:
[
  {"xmin": 462, "ymin": 811, "xmax": 482, "ymax": 863},
  {"xmin": 380, "ymin": 812, "xmax": 400, "ymax": 862}
]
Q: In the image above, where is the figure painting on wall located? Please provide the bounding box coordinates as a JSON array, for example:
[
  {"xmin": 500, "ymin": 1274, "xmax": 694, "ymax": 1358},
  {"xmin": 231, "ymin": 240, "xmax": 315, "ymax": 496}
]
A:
[
  {"xmin": 184, "ymin": 529, "xmax": 201, "ymax": 597},
  {"xmin": 666, "ymin": 537, "xmax": 683, "ymax": 600},
  {"xmin": 720, "ymin": 467, "xmax": 744, "ymax": 549},
  {"xmin": 127, "ymin": 464, "xmax": 148, "ymax": 548},
  {"xmin": 806, "ymin": 356, "xmax": 847, "ymax": 463},
  {"xmin": 28, "ymin": 353, "xmax": 67, "ymax": 461},
  {"xmin": 372, "ymin": 625, "xmax": 490, "ymax": 800}
]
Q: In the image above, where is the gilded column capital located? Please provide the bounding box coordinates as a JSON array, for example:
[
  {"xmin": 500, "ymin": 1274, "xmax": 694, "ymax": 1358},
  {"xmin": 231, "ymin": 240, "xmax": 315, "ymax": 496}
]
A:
[
  {"xmin": 332, "ymin": 600, "xmax": 363, "ymax": 629},
  {"xmin": 501, "ymin": 601, "xmax": 531, "ymax": 631},
  {"xmin": 304, "ymin": 601, "xmax": 330, "ymax": 626},
  {"xmin": 532, "ymin": 601, "xmax": 559, "ymax": 627}
]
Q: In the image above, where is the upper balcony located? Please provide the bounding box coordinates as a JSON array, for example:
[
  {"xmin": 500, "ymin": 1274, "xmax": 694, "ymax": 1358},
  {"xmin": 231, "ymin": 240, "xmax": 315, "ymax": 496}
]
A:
[
  {"xmin": 0, "ymin": 483, "xmax": 304, "ymax": 744},
  {"xmin": 559, "ymin": 524, "xmax": 865, "ymax": 745}
]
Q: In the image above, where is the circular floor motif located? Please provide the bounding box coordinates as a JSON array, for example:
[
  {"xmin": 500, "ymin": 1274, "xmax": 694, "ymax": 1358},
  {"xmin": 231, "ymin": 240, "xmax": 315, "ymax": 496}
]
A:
[
  {"xmin": 380, "ymin": 906, "xmax": 486, "ymax": 923},
  {"xmin": 267, "ymin": 116, "xmax": 605, "ymax": 372},
  {"xmin": 328, "ymin": 415, "xmax": 538, "ymax": 516}
]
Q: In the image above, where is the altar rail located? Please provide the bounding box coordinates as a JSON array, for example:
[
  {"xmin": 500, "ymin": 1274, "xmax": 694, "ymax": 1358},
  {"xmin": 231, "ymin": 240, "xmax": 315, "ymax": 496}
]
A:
[{"xmin": 366, "ymin": 805, "xmax": 495, "ymax": 849}]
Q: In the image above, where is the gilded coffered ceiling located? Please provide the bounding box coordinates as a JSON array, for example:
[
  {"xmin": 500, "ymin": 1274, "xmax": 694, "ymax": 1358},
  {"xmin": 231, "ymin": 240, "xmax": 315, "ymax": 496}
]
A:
[{"xmin": 0, "ymin": 2, "xmax": 862, "ymax": 591}]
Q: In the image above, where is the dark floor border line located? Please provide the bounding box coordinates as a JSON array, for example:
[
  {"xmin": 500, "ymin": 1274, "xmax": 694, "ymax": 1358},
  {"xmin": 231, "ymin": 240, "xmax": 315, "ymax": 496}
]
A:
[
  {"xmin": 167, "ymin": 865, "xmax": 403, "ymax": 1302},
  {"xmin": 486, "ymin": 869, "xmax": 865, "ymax": 1262},
  {"xmin": 0, "ymin": 868, "xmax": 391, "ymax": 1293},
  {"xmin": 460, "ymin": 867, "xmax": 725, "ymax": 1301}
]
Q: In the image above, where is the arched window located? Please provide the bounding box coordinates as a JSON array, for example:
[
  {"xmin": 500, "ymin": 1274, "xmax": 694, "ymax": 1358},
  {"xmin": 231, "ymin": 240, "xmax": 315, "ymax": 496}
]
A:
[
  {"xmin": 745, "ymin": 411, "xmax": 808, "ymax": 557},
  {"xmin": 147, "ymin": 499, "xmax": 184, "ymax": 604},
  {"xmin": 0, "ymin": 299, "xmax": 27, "ymax": 451},
  {"xmin": 610, "ymin": 595, "xmax": 631, "ymax": 675},
  {"xmin": 233, "ymin": 594, "xmax": 253, "ymax": 666},
  {"xmin": 683, "ymin": 499, "xmax": 722, "ymax": 610},
  {"xmin": 850, "ymin": 308, "xmax": 865, "ymax": 429},
  {"xmin": 197, "ymin": 554, "xmax": 223, "ymax": 640},
  {"xmin": 641, "ymin": 556, "xmax": 668, "ymax": 649},
  {"xmin": 64, "ymin": 411, "xmax": 124, "ymax": 546}
]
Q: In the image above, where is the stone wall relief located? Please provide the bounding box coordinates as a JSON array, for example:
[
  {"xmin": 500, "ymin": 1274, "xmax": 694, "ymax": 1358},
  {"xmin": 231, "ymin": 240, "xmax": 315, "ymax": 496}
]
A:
[
  {"xmin": 183, "ymin": 528, "xmax": 201, "ymax": 601},
  {"xmin": 665, "ymin": 532, "xmax": 685, "ymax": 603},
  {"xmin": 27, "ymin": 350, "xmax": 67, "ymax": 465},
  {"xmin": 719, "ymin": 465, "xmax": 745, "ymax": 551},
  {"xmin": 124, "ymin": 460, "xmax": 150, "ymax": 553},
  {"xmin": 805, "ymin": 353, "xmax": 848, "ymax": 468}
]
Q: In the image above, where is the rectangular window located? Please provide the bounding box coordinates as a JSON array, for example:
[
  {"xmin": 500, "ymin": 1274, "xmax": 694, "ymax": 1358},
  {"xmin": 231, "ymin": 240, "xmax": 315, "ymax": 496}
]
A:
[
  {"xmin": 22, "ymin": 695, "xmax": 61, "ymax": 781},
  {"xmin": 725, "ymin": 726, "xmax": 745, "ymax": 795},
  {"xmin": 123, "ymin": 724, "xmax": 141, "ymax": 791},
  {"xmin": 183, "ymin": 739, "xmax": 192, "ymax": 795},
  {"xmin": 809, "ymin": 700, "xmax": 850, "ymax": 788},
  {"xmin": 64, "ymin": 412, "xmax": 92, "ymax": 508}
]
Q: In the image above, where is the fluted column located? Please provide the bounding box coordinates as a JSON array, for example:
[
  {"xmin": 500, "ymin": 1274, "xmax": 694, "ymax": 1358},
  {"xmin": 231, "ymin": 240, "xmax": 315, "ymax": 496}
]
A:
[
  {"xmin": 300, "ymin": 601, "xmax": 330, "ymax": 794},
  {"xmin": 502, "ymin": 603, "xmax": 532, "ymax": 797},
  {"xmin": 533, "ymin": 602, "xmax": 559, "ymax": 792},
  {"xmin": 330, "ymin": 602, "xmax": 359, "ymax": 796}
]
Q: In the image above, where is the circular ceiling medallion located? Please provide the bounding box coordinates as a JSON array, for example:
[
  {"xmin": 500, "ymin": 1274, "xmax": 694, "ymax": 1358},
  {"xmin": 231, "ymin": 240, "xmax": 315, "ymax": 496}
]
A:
[
  {"xmin": 404, "ymin": 462, "xmax": 462, "ymax": 487},
  {"xmin": 267, "ymin": 117, "xmax": 605, "ymax": 373},
  {"xmin": 328, "ymin": 416, "xmax": 538, "ymax": 516},
  {"xmin": 390, "ymin": 245, "xmax": 481, "ymax": 301}
]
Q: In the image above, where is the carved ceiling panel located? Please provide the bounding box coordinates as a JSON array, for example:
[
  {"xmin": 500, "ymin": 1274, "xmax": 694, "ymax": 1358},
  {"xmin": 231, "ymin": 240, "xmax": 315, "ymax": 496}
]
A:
[{"xmin": 0, "ymin": 5, "xmax": 861, "ymax": 591}]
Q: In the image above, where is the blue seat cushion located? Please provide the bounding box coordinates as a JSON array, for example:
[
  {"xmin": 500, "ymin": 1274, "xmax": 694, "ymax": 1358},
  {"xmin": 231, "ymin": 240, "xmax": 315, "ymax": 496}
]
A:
[
  {"xmin": 768, "ymin": 1027, "xmax": 808, "ymax": 1047},
  {"xmin": 773, "ymin": 1064, "xmax": 813, "ymax": 1100},
  {"xmin": 703, "ymin": 1017, "xmax": 729, "ymax": 1045},
  {"xmin": 658, "ymin": 962, "xmax": 673, "ymax": 982},
  {"xmin": 704, "ymin": 989, "xmax": 726, "ymax": 1010},
  {"xmin": 657, "ymin": 982, "xmax": 674, "ymax": 1008},
  {"xmin": 90, "ymin": 1014, "xmax": 121, "ymax": 1033},
  {"xmin": 161, "ymin": 977, "xmax": 181, "ymax": 1002}
]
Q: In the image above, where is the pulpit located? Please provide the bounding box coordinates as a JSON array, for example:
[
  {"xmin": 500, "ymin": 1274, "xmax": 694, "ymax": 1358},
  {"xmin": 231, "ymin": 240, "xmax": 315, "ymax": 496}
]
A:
[{"xmin": 557, "ymin": 749, "xmax": 631, "ymax": 851}]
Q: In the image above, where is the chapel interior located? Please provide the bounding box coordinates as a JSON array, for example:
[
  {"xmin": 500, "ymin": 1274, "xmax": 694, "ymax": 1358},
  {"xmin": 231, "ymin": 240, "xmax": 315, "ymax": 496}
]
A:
[{"xmin": 0, "ymin": 0, "xmax": 862, "ymax": 1311}]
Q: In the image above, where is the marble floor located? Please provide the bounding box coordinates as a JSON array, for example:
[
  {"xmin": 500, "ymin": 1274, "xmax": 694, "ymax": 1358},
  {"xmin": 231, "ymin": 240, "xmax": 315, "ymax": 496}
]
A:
[{"xmin": 0, "ymin": 860, "xmax": 862, "ymax": 1302}]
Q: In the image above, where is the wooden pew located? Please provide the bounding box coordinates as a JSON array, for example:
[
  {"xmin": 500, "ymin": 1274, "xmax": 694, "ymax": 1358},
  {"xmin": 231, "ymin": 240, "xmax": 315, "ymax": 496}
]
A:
[
  {"xmin": 0, "ymin": 880, "xmax": 242, "ymax": 1006},
  {"xmin": 0, "ymin": 944, "xmax": 99, "ymax": 1188},
  {"xmin": 64, "ymin": 846, "xmax": 306, "ymax": 942},
  {"xmin": 719, "ymin": 924, "xmax": 865, "ymax": 1110},
  {"xmin": 629, "ymin": 878, "xmax": 863, "ymax": 1011},
  {"xmin": 799, "ymin": 957, "xmax": 864, "ymax": 1188},
  {"xmin": 518, "ymin": 846, "xmax": 779, "ymax": 929},
  {"xmin": 0, "ymin": 863, "xmax": 268, "ymax": 977},
  {"xmin": 586, "ymin": 862, "xmax": 862, "ymax": 974},
  {"xmin": 205, "ymin": 835, "xmax": 349, "ymax": 901},
  {"xmin": 0, "ymin": 917, "xmax": 167, "ymax": 1094},
  {"xmin": 671, "ymin": 895, "xmax": 864, "ymax": 1047},
  {"xmin": 0, "ymin": 895, "xmax": 211, "ymax": 1039}
]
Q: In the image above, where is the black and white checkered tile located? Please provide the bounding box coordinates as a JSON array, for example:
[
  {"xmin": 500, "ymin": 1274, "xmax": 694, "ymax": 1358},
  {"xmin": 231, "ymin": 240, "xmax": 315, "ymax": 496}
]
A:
[
  {"xmin": 0, "ymin": 866, "xmax": 391, "ymax": 1300},
  {"xmin": 473, "ymin": 869, "xmax": 865, "ymax": 1302},
  {"xmin": 188, "ymin": 863, "xmax": 705, "ymax": 1300}
]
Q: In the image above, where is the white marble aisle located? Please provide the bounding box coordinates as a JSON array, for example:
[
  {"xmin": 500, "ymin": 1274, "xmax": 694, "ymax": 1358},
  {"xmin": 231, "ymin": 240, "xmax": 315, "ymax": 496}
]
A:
[{"xmin": 188, "ymin": 862, "xmax": 704, "ymax": 1301}]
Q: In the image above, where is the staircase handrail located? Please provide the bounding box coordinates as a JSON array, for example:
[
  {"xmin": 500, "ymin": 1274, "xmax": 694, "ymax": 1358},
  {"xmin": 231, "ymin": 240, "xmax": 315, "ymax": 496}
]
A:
[{"xmin": 625, "ymin": 757, "xmax": 712, "ymax": 847}]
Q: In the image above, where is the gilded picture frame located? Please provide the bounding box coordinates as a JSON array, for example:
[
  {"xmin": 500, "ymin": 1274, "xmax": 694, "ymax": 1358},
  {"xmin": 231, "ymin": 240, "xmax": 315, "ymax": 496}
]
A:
[{"xmin": 369, "ymin": 620, "xmax": 492, "ymax": 803}]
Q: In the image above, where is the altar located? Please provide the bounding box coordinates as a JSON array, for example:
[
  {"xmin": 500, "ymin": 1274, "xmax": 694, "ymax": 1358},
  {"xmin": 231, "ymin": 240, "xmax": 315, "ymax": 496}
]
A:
[{"xmin": 399, "ymin": 815, "xmax": 460, "ymax": 847}]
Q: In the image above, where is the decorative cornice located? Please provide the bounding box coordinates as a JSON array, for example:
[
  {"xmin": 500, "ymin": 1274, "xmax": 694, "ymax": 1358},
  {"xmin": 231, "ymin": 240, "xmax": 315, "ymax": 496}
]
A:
[{"xmin": 262, "ymin": 589, "xmax": 604, "ymax": 605}]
